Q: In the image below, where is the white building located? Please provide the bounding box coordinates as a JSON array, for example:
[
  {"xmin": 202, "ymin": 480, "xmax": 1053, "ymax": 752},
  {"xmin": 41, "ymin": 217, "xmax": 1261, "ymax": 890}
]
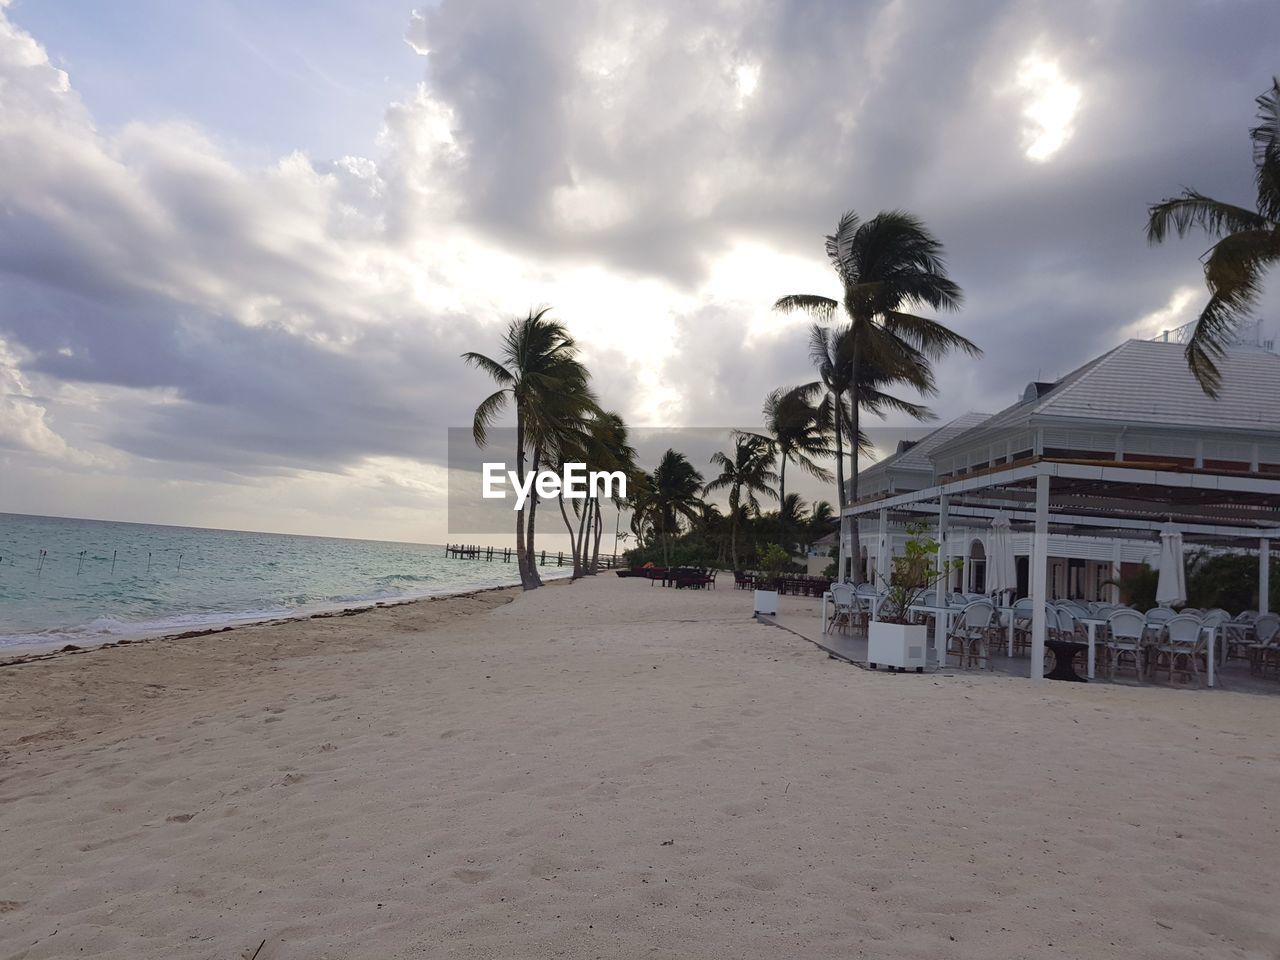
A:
[{"xmin": 844, "ymin": 337, "xmax": 1280, "ymax": 606}]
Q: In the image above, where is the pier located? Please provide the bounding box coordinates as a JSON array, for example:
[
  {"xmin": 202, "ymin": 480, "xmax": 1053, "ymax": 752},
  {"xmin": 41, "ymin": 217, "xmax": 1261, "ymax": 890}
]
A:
[{"xmin": 444, "ymin": 544, "xmax": 624, "ymax": 569}]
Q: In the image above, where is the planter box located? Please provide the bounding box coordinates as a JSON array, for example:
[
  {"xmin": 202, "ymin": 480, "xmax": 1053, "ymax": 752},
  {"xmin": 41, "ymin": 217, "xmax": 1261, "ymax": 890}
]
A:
[
  {"xmin": 867, "ymin": 621, "xmax": 930, "ymax": 672},
  {"xmin": 753, "ymin": 589, "xmax": 779, "ymax": 616}
]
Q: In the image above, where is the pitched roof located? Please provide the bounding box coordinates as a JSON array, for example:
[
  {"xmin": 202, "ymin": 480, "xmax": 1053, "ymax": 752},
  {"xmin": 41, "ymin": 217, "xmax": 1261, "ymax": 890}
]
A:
[
  {"xmin": 933, "ymin": 339, "xmax": 1280, "ymax": 456},
  {"xmin": 862, "ymin": 411, "xmax": 991, "ymax": 480}
]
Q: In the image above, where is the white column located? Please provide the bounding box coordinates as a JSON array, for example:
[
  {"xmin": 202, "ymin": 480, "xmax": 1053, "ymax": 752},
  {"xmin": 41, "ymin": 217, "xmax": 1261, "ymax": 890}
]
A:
[
  {"xmin": 1030, "ymin": 473, "xmax": 1050, "ymax": 681},
  {"xmin": 877, "ymin": 508, "xmax": 889, "ymax": 589},
  {"xmin": 1261, "ymin": 538, "xmax": 1272, "ymax": 614},
  {"xmin": 1111, "ymin": 541, "xmax": 1122, "ymax": 604},
  {"xmin": 936, "ymin": 495, "xmax": 950, "ymax": 588}
]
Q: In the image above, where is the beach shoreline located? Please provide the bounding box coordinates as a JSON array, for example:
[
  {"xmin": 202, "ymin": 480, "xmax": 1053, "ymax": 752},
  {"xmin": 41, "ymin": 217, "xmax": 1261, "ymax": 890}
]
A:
[
  {"xmin": 3, "ymin": 574, "xmax": 1279, "ymax": 959},
  {"xmin": 0, "ymin": 576, "xmax": 556, "ymax": 664}
]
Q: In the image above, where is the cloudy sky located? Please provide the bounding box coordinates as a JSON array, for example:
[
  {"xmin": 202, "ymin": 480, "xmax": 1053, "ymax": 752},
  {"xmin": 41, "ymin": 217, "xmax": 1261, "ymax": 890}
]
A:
[{"xmin": 1, "ymin": 0, "xmax": 1277, "ymax": 543}]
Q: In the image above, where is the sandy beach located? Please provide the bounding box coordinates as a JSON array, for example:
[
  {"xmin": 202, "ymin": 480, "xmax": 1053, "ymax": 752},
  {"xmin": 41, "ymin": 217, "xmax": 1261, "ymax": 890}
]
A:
[{"xmin": 2, "ymin": 575, "xmax": 1279, "ymax": 959}]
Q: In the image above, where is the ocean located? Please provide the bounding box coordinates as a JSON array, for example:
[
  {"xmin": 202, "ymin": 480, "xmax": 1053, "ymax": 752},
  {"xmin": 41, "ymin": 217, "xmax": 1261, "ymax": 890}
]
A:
[{"xmin": 0, "ymin": 513, "xmax": 561, "ymax": 652}]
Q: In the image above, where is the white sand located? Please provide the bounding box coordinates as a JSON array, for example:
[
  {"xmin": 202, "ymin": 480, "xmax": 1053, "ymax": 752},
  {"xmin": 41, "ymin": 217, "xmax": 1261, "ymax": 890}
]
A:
[{"xmin": 2, "ymin": 575, "xmax": 1278, "ymax": 959}]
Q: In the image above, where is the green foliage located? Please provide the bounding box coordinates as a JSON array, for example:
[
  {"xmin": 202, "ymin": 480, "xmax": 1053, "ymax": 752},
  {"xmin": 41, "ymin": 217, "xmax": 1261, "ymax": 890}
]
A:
[
  {"xmin": 759, "ymin": 543, "xmax": 792, "ymax": 580},
  {"xmin": 1102, "ymin": 564, "xmax": 1158, "ymax": 610},
  {"xmin": 1186, "ymin": 550, "xmax": 1280, "ymax": 612},
  {"xmin": 1146, "ymin": 79, "xmax": 1280, "ymax": 395},
  {"xmin": 875, "ymin": 521, "xmax": 963, "ymax": 624}
]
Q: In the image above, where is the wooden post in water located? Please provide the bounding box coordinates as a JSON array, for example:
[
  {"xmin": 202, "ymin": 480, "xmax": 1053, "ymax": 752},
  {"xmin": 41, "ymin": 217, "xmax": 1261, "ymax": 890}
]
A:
[
  {"xmin": 77, "ymin": 550, "xmax": 85, "ymax": 575},
  {"xmin": 111, "ymin": 549, "xmax": 117, "ymax": 575},
  {"xmin": 147, "ymin": 551, "xmax": 152, "ymax": 574},
  {"xmin": 177, "ymin": 553, "xmax": 183, "ymax": 574}
]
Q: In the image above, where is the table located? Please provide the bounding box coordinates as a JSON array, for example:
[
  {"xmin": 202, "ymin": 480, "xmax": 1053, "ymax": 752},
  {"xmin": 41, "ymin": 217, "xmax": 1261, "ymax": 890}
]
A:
[
  {"xmin": 1044, "ymin": 638, "xmax": 1088, "ymax": 681},
  {"xmin": 907, "ymin": 603, "xmax": 964, "ymax": 669},
  {"xmin": 1076, "ymin": 617, "xmax": 1108, "ymax": 680}
]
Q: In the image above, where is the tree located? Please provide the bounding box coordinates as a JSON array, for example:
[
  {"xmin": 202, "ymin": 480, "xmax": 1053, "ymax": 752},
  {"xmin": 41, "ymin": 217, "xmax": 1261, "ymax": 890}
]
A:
[
  {"xmin": 462, "ymin": 308, "xmax": 598, "ymax": 590},
  {"xmin": 554, "ymin": 411, "xmax": 638, "ymax": 578},
  {"xmin": 776, "ymin": 210, "xmax": 976, "ymax": 581},
  {"xmin": 1147, "ymin": 79, "xmax": 1280, "ymax": 396},
  {"xmin": 704, "ymin": 435, "xmax": 778, "ymax": 570},
  {"xmin": 640, "ymin": 449, "xmax": 706, "ymax": 565},
  {"xmin": 757, "ymin": 387, "xmax": 832, "ymax": 544}
]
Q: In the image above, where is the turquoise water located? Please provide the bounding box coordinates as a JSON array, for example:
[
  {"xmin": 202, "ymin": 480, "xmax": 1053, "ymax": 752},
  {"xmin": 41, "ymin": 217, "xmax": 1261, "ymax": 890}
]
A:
[{"xmin": 0, "ymin": 513, "xmax": 560, "ymax": 651}]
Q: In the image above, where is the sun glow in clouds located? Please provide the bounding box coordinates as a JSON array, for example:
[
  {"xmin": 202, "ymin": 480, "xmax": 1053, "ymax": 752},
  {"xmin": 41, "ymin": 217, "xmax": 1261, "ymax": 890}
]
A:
[
  {"xmin": 1015, "ymin": 53, "xmax": 1081, "ymax": 162},
  {"xmin": 734, "ymin": 62, "xmax": 760, "ymax": 107}
]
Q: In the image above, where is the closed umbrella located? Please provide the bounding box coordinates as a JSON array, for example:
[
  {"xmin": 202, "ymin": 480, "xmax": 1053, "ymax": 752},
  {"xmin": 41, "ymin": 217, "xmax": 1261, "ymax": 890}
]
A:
[
  {"xmin": 1156, "ymin": 522, "xmax": 1187, "ymax": 608},
  {"xmin": 987, "ymin": 511, "xmax": 1017, "ymax": 601}
]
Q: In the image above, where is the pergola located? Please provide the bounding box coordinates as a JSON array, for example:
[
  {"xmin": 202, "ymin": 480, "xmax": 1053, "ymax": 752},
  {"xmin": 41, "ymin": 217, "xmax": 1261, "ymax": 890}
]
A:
[{"xmin": 846, "ymin": 457, "xmax": 1280, "ymax": 682}]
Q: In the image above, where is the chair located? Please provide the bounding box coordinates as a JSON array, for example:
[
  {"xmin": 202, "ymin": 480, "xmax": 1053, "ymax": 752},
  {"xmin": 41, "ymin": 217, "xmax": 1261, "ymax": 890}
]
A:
[
  {"xmin": 1249, "ymin": 613, "xmax": 1280, "ymax": 676},
  {"xmin": 946, "ymin": 600, "xmax": 996, "ymax": 670},
  {"xmin": 1103, "ymin": 609, "xmax": 1147, "ymax": 681},
  {"xmin": 1051, "ymin": 606, "xmax": 1080, "ymax": 642},
  {"xmin": 829, "ymin": 583, "xmax": 856, "ymax": 634},
  {"xmin": 1145, "ymin": 606, "xmax": 1176, "ymax": 624},
  {"xmin": 1009, "ymin": 598, "xmax": 1034, "ymax": 656},
  {"xmin": 1224, "ymin": 611, "xmax": 1257, "ymax": 661},
  {"xmin": 1150, "ymin": 614, "xmax": 1207, "ymax": 684}
]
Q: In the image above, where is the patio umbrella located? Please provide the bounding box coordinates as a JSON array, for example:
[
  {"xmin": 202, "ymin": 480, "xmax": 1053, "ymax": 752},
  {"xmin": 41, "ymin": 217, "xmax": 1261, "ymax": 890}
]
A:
[
  {"xmin": 987, "ymin": 511, "xmax": 1017, "ymax": 600},
  {"xmin": 1156, "ymin": 521, "xmax": 1187, "ymax": 608}
]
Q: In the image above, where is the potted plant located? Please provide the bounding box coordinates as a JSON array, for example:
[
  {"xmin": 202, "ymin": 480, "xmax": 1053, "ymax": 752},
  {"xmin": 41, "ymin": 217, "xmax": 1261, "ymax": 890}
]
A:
[
  {"xmin": 754, "ymin": 543, "xmax": 789, "ymax": 616},
  {"xmin": 867, "ymin": 522, "xmax": 963, "ymax": 671}
]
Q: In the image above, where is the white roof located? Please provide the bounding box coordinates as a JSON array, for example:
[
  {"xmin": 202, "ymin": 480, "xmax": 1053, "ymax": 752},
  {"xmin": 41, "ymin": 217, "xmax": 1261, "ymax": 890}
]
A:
[
  {"xmin": 862, "ymin": 411, "xmax": 991, "ymax": 481},
  {"xmin": 934, "ymin": 339, "xmax": 1280, "ymax": 455}
]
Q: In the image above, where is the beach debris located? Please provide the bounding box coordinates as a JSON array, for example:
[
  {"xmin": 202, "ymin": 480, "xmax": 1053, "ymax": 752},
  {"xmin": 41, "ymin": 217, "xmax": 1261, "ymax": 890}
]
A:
[
  {"xmin": 247, "ymin": 938, "xmax": 266, "ymax": 960},
  {"xmin": 166, "ymin": 813, "xmax": 196, "ymax": 823},
  {"xmin": 659, "ymin": 839, "xmax": 673, "ymax": 846}
]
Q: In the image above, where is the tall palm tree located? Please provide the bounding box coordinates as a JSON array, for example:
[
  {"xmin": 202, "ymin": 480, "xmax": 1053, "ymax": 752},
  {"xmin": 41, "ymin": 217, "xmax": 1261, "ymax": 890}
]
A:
[
  {"xmin": 776, "ymin": 210, "xmax": 976, "ymax": 581},
  {"xmin": 704, "ymin": 435, "xmax": 779, "ymax": 570},
  {"xmin": 757, "ymin": 387, "xmax": 832, "ymax": 543},
  {"xmin": 1147, "ymin": 79, "xmax": 1280, "ymax": 396},
  {"xmin": 462, "ymin": 307, "xmax": 597, "ymax": 590},
  {"xmin": 642, "ymin": 449, "xmax": 705, "ymax": 565}
]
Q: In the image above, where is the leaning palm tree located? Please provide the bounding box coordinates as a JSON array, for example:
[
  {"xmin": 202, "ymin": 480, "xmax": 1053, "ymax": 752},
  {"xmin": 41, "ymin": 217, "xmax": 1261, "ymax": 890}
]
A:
[
  {"xmin": 462, "ymin": 308, "xmax": 597, "ymax": 590},
  {"xmin": 704, "ymin": 435, "xmax": 779, "ymax": 570},
  {"xmin": 777, "ymin": 211, "xmax": 976, "ymax": 580},
  {"xmin": 1147, "ymin": 79, "xmax": 1280, "ymax": 396},
  {"xmin": 756, "ymin": 387, "xmax": 832, "ymax": 544}
]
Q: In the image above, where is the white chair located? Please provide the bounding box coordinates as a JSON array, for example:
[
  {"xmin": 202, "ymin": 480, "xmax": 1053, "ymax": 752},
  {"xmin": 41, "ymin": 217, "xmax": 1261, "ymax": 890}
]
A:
[
  {"xmin": 1151, "ymin": 614, "xmax": 1206, "ymax": 684},
  {"xmin": 1225, "ymin": 611, "xmax": 1258, "ymax": 661},
  {"xmin": 1051, "ymin": 605, "xmax": 1079, "ymax": 641},
  {"xmin": 829, "ymin": 583, "xmax": 856, "ymax": 634},
  {"xmin": 1104, "ymin": 608, "xmax": 1147, "ymax": 681},
  {"xmin": 1009, "ymin": 597, "xmax": 1034, "ymax": 656},
  {"xmin": 1250, "ymin": 613, "xmax": 1280, "ymax": 675},
  {"xmin": 946, "ymin": 600, "xmax": 996, "ymax": 670},
  {"xmin": 1145, "ymin": 606, "xmax": 1176, "ymax": 624}
]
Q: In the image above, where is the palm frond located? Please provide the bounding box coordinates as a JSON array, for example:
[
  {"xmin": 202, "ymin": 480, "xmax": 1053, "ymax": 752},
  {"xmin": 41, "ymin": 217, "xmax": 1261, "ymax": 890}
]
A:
[
  {"xmin": 1146, "ymin": 191, "xmax": 1268, "ymax": 243},
  {"xmin": 471, "ymin": 388, "xmax": 508, "ymax": 447},
  {"xmin": 883, "ymin": 311, "xmax": 981, "ymax": 360},
  {"xmin": 461, "ymin": 351, "xmax": 515, "ymax": 385},
  {"xmin": 774, "ymin": 294, "xmax": 839, "ymax": 321}
]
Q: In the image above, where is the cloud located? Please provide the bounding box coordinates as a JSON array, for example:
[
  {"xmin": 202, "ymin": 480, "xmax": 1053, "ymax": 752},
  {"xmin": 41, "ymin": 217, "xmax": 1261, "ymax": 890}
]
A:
[{"xmin": 0, "ymin": 0, "xmax": 1277, "ymax": 539}]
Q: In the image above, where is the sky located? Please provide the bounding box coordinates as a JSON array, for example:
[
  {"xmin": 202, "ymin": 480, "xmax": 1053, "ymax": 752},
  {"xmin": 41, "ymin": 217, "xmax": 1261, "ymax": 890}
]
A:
[{"xmin": 1, "ymin": 0, "xmax": 1278, "ymax": 544}]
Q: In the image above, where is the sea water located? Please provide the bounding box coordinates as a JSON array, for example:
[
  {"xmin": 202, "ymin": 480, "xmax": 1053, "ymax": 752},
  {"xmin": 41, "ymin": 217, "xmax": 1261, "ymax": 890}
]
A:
[{"xmin": 0, "ymin": 513, "xmax": 561, "ymax": 651}]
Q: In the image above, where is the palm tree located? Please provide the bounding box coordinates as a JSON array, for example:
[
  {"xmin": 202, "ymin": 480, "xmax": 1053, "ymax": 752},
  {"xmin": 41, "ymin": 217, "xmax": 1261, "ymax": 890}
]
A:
[
  {"xmin": 775, "ymin": 492, "xmax": 808, "ymax": 554},
  {"xmin": 704, "ymin": 435, "xmax": 779, "ymax": 570},
  {"xmin": 776, "ymin": 210, "xmax": 976, "ymax": 580},
  {"xmin": 639, "ymin": 449, "xmax": 705, "ymax": 565},
  {"xmin": 806, "ymin": 500, "xmax": 836, "ymax": 547},
  {"xmin": 1147, "ymin": 79, "xmax": 1280, "ymax": 396},
  {"xmin": 757, "ymin": 387, "xmax": 832, "ymax": 543},
  {"xmin": 462, "ymin": 307, "xmax": 598, "ymax": 590}
]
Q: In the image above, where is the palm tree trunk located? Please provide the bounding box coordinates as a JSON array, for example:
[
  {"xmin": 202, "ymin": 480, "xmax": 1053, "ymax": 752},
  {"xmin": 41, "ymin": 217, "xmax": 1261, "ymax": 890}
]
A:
[
  {"xmin": 729, "ymin": 489, "xmax": 740, "ymax": 570},
  {"xmin": 778, "ymin": 454, "xmax": 788, "ymax": 546},
  {"xmin": 525, "ymin": 446, "xmax": 543, "ymax": 589},
  {"xmin": 848, "ymin": 335, "xmax": 863, "ymax": 584},
  {"xmin": 589, "ymin": 505, "xmax": 603, "ymax": 574},
  {"xmin": 576, "ymin": 498, "xmax": 592, "ymax": 575},
  {"xmin": 514, "ymin": 412, "xmax": 534, "ymax": 589},
  {"xmin": 558, "ymin": 497, "xmax": 583, "ymax": 578}
]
